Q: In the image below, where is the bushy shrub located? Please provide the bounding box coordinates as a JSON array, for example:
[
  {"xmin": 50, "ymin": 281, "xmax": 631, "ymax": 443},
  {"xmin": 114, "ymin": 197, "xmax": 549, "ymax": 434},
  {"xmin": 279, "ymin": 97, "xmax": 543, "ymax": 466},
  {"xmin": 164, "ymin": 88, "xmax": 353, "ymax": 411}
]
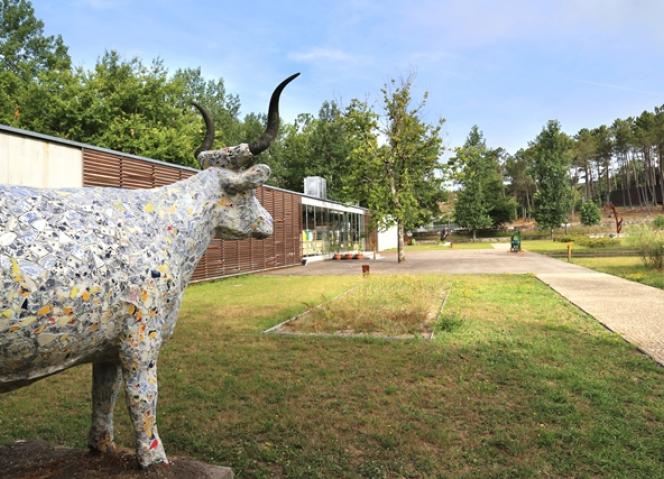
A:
[
  {"xmin": 628, "ymin": 225, "xmax": 664, "ymax": 269},
  {"xmin": 554, "ymin": 235, "xmax": 579, "ymax": 243},
  {"xmin": 520, "ymin": 230, "xmax": 550, "ymax": 240},
  {"xmin": 653, "ymin": 215, "xmax": 664, "ymax": 230},
  {"xmin": 575, "ymin": 237, "xmax": 620, "ymax": 248},
  {"xmin": 579, "ymin": 201, "xmax": 601, "ymax": 226}
]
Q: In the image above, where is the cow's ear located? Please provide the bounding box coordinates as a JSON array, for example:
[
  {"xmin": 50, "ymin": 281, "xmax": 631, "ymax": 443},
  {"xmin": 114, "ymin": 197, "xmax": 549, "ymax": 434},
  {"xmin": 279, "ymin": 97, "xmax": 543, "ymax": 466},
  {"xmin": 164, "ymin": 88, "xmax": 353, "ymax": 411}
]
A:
[{"xmin": 221, "ymin": 164, "xmax": 270, "ymax": 193}]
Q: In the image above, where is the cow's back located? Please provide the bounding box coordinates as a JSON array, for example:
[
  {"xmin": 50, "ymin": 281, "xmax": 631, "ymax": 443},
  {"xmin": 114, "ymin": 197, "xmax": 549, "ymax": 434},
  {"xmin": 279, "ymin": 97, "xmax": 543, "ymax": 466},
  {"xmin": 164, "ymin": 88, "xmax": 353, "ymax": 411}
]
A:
[{"xmin": 0, "ymin": 184, "xmax": 150, "ymax": 385}]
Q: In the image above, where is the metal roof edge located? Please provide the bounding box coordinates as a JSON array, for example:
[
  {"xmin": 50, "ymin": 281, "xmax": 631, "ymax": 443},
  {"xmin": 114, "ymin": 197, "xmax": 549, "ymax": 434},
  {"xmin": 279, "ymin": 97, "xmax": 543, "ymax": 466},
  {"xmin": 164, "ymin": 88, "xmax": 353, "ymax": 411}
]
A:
[
  {"xmin": 0, "ymin": 124, "xmax": 368, "ymax": 210},
  {"xmin": 0, "ymin": 124, "xmax": 200, "ymax": 173}
]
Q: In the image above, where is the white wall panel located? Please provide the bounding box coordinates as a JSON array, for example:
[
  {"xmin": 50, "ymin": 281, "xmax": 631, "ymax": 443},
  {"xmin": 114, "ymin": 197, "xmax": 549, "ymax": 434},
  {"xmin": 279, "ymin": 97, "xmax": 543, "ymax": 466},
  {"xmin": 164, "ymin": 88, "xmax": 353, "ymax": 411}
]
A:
[
  {"xmin": 0, "ymin": 132, "xmax": 82, "ymax": 188},
  {"xmin": 377, "ymin": 223, "xmax": 399, "ymax": 251}
]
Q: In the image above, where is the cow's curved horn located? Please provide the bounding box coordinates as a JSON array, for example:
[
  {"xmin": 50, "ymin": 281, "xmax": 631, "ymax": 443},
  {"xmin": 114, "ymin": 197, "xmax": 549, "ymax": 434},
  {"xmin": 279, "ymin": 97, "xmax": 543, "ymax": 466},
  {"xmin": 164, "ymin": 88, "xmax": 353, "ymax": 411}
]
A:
[
  {"xmin": 248, "ymin": 73, "xmax": 300, "ymax": 156},
  {"xmin": 193, "ymin": 102, "xmax": 215, "ymax": 160}
]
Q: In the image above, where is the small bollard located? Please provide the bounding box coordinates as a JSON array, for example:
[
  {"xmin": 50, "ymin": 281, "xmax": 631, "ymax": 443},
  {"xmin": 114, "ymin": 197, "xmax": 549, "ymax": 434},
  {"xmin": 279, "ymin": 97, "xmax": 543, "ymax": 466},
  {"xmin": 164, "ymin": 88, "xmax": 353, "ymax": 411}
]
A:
[
  {"xmin": 567, "ymin": 242, "xmax": 573, "ymax": 262},
  {"xmin": 362, "ymin": 264, "xmax": 370, "ymax": 276}
]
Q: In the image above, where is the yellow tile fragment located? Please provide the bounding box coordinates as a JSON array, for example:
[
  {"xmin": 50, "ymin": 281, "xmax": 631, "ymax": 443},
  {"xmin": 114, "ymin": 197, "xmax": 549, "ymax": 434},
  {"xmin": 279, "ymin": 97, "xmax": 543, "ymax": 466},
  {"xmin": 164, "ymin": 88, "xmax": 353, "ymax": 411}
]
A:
[
  {"xmin": 144, "ymin": 203, "xmax": 155, "ymax": 214},
  {"xmin": 10, "ymin": 259, "xmax": 22, "ymax": 282},
  {"xmin": 37, "ymin": 305, "xmax": 52, "ymax": 316},
  {"xmin": 18, "ymin": 316, "xmax": 36, "ymax": 326},
  {"xmin": 143, "ymin": 416, "xmax": 153, "ymax": 437}
]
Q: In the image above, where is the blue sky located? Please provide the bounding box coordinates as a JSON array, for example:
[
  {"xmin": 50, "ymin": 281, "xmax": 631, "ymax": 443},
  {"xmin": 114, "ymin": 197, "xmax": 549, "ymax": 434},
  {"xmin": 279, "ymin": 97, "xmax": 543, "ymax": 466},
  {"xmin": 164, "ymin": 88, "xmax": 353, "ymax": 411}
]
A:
[{"xmin": 34, "ymin": 0, "xmax": 664, "ymax": 154}]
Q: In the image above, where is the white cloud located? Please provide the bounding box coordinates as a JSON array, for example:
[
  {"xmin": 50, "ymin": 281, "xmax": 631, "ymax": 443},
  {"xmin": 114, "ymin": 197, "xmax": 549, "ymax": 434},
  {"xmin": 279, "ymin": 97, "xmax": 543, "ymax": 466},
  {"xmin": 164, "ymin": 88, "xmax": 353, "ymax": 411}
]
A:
[{"xmin": 288, "ymin": 47, "xmax": 360, "ymax": 65}]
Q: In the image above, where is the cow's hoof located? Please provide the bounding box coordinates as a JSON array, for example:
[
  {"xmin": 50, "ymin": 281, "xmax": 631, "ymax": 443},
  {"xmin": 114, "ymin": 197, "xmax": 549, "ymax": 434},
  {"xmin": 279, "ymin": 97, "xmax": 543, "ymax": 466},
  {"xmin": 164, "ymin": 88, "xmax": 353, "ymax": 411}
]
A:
[
  {"xmin": 137, "ymin": 443, "xmax": 168, "ymax": 469},
  {"xmin": 88, "ymin": 438, "xmax": 117, "ymax": 455},
  {"xmin": 139, "ymin": 457, "xmax": 169, "ymax": 469}
]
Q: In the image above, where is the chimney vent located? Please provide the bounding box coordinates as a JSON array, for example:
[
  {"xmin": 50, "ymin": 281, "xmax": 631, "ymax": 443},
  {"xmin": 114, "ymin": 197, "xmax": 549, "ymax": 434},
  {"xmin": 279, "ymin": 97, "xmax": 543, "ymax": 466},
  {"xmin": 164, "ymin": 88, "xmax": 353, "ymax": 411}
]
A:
[{"xmin": 304, "ymin": 176, "xmax": 327, "ymax": 199}]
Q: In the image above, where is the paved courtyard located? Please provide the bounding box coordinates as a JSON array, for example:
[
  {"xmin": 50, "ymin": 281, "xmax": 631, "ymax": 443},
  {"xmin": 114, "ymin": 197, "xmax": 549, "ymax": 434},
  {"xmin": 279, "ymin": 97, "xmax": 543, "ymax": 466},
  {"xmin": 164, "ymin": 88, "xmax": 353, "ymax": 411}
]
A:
[{"xmin": 267, "ymin": 246, "xmax": 664, "ymax": 366}]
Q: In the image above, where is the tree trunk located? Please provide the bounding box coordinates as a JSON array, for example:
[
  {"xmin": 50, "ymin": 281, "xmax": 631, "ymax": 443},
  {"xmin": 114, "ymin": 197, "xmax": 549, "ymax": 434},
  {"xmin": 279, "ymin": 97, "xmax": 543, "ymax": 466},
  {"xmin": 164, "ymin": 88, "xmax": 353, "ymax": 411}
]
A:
[
  {"xmin": 644, "ymin": 147, "xmax": 657, "ymax": 208},
  {"xmin": 630, "ymin": 151, "xmax": 646, "ymax": 208},
  {"xmin": 623, "ymin": 155, "xmax": 632, "ymax": 207},
  {"xmin": 605, "ymin": 163, "xmax": 611, "ymax": 204},
  {"xmin": 397, "ymin": 220, "xmax": 405, "ymax": 263},
  {"xmin": 550, "ymin": 228, "xmax": 554, "ymax": 241},
  {"xmin": 595, "ymin": 162, "xmax": 603, "ymax": 202},
  {"xmin": 472, "ymin": 229, "xmax": 477, "ymax": 242},
  {"xmin": 658, "ymin": 145, "xmax": 664, "ymax": 210}
]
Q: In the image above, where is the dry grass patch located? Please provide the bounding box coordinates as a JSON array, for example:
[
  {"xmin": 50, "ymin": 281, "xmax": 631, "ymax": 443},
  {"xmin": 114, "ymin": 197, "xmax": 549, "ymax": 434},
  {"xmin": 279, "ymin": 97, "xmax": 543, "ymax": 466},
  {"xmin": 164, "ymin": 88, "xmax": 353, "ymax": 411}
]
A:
[{"xmin": 276, "ymin": 275, "xmax": 447, "ymax": 338}]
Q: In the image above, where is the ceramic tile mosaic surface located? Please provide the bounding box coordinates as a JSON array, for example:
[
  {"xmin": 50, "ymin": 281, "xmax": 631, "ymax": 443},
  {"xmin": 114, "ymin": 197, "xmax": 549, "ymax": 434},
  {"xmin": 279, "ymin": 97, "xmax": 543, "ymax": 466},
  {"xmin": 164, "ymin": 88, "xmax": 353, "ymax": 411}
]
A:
[
  {"xmin": 0, "ymin": 149, "xmax": 272, "ymax": 465},
  {"xmin": 0, "ymin": 72, "xmax": 298, "ymax": 468}
]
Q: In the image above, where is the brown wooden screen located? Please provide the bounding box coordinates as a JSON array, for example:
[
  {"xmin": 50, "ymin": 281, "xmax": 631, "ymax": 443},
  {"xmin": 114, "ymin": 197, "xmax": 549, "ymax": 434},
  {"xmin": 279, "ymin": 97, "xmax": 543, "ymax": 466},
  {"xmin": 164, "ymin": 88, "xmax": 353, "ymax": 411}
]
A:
[{"xmin": 82, "ymin": 149, "xmax": 302, "ymax": 282}]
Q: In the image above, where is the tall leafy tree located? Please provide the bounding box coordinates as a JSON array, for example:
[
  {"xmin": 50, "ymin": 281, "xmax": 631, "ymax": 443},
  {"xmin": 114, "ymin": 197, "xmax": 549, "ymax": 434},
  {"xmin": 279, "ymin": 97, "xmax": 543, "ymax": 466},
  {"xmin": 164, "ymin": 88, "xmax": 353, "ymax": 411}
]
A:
[
  {"xmin": 452, "ymin": 127, "xmax": 492, "ymax": 239},
  {"xmin": 173, "ymin": 67, "xmax": 243, "ymax": 147},
  {"xmin": 505, "ymin": 148, "xmax": 536, "ymax": 218},
  {"xmin": 68, "ymin": 52, "xmax": 199, "ymax": 166},
  {"xmin": 0, "ymin": 0, "xmax": 72, "ymax": 129},
  {"xmin": 269, "ymin": 113, "xmax": 315, "ymax": 190},
  {"xmin": 654, "ymin": 105, "xmax": 664, "ymax": 210},
  {"xmin": 591, "ymin": 125, "xmax": 613, "ymax": 203},
  {"xmin": 373, "ymin": 77, "xmax": 444, "ymax": 262},
  {"xmin": 530, "ymin": 121, "xmax": 572, "ymax": 238},
  {"xmin": 307, "ymin": 101, "xmax": 351, "ymax": 198},
  {"xmin": 452, "ymin": 126, "xmax": 515, "ymax": 238},
  {"xmin": 338, "ymin": 99, "xmax": 380, "ymax": 206},
  {"xmin": 572, "ymin": 128, "xmax": 597, "ymax": 201},
  {"xmin": 453, "ymin": 168, "xmax": 491, "ymax": 240}
]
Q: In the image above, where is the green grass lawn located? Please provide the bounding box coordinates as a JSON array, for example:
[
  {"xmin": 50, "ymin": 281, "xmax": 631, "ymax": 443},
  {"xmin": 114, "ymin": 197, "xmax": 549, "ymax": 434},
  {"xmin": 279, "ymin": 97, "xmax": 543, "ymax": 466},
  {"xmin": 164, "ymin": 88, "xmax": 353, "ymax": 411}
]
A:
[
  {"xmin": 1, "ymin": 275, "xmax": 663, "ymax": 478},
  {"xmin": 386, "ymin": 242, "xmax": 493, "ymax": 252},
  {"xmin": 522, "ymin": 239, "xmax": 636, "ymax": 256},
  {"xmin": 572, "ymin": 256, "xmax": 664, "ymax": 290},
  {"xmin": 521, "ymin": 240, "xmax": 589, "ymax": 252}
]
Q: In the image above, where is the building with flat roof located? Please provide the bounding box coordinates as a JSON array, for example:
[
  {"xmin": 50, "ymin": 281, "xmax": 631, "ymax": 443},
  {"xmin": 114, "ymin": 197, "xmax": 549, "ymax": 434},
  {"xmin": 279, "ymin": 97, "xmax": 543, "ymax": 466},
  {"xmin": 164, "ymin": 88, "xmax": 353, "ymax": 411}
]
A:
[{"xmin": 0, "ymin": 124, "xmax": 379, "ymax": 281}]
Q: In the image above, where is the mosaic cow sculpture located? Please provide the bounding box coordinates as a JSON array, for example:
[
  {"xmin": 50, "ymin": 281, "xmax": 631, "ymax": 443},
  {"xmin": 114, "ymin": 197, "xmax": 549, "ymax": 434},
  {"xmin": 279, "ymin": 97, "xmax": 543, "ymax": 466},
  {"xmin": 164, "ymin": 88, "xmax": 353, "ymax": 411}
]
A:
[{"xmin": 0, "ymin": 73, "xmax": 299, "ymax": 467}]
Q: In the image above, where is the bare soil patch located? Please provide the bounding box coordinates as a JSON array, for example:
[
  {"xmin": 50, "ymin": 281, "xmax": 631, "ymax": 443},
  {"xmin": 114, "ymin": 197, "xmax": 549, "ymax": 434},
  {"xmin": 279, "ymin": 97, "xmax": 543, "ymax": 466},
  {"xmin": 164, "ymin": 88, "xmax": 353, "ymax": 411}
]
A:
[{"xmin": 0, "ymin": 440, "xmax": 233, "ymax": 479}]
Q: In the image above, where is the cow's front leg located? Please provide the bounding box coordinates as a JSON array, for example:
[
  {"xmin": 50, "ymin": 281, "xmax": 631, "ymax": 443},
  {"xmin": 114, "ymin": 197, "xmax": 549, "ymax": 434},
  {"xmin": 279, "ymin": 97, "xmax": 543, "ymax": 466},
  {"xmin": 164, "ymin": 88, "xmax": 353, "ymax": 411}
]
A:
[
  {"xmin": 119, "ymin": 331, "xmax": 167, "ymax": 468},
  {"xmin": 88, "ymin": 361, "xmax": 123, "ymax": 453}
]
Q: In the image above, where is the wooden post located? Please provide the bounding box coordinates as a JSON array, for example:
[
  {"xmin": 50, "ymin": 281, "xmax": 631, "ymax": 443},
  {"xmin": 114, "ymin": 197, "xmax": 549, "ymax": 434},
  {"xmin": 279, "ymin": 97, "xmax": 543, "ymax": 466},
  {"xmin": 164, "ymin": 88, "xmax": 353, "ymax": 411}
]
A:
[{"xmin": 567, "ymin": 243, "xmax": 572, "ymax": 262}]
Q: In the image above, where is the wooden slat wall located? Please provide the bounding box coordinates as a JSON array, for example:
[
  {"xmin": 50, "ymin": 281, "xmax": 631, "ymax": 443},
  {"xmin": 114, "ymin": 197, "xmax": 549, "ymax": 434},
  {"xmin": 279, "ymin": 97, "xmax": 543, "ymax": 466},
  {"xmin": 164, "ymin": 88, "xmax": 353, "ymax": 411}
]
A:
[{"xmin": 82, "ymin": 149, "xmax": 301, "ymax": 282}]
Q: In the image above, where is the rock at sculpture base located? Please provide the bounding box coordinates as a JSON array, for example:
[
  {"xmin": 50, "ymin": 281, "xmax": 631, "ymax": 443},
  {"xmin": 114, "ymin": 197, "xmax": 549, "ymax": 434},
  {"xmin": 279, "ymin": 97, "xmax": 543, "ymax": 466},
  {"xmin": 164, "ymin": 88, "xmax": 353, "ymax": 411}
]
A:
[{"xmin": 0, "ymin": 440, "xmax": 233, "ymax": 479}]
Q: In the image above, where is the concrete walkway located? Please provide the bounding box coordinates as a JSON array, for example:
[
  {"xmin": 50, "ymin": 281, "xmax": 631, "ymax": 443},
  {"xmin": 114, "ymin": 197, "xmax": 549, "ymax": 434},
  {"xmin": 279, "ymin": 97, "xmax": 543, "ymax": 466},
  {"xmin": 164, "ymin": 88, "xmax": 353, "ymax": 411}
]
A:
[
  {"xmin": 268, "ymin": 248, "xmax": 664, "ymax": 365},
  {"xmin": 269, "ymin": 248, "xmax": 584, "ymax": 275},
  {"xmin": 537, "ymin": 271, "xmax": 664, "ymax": 365}
]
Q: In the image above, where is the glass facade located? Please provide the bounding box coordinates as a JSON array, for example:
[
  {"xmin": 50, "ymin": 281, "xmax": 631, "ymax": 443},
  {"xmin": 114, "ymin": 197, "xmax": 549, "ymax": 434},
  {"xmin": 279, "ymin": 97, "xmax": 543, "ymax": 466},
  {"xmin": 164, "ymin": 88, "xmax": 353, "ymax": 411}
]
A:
[{"xmin": 301, "ymin": 203, "xmax": 367, "ymax": 257}]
